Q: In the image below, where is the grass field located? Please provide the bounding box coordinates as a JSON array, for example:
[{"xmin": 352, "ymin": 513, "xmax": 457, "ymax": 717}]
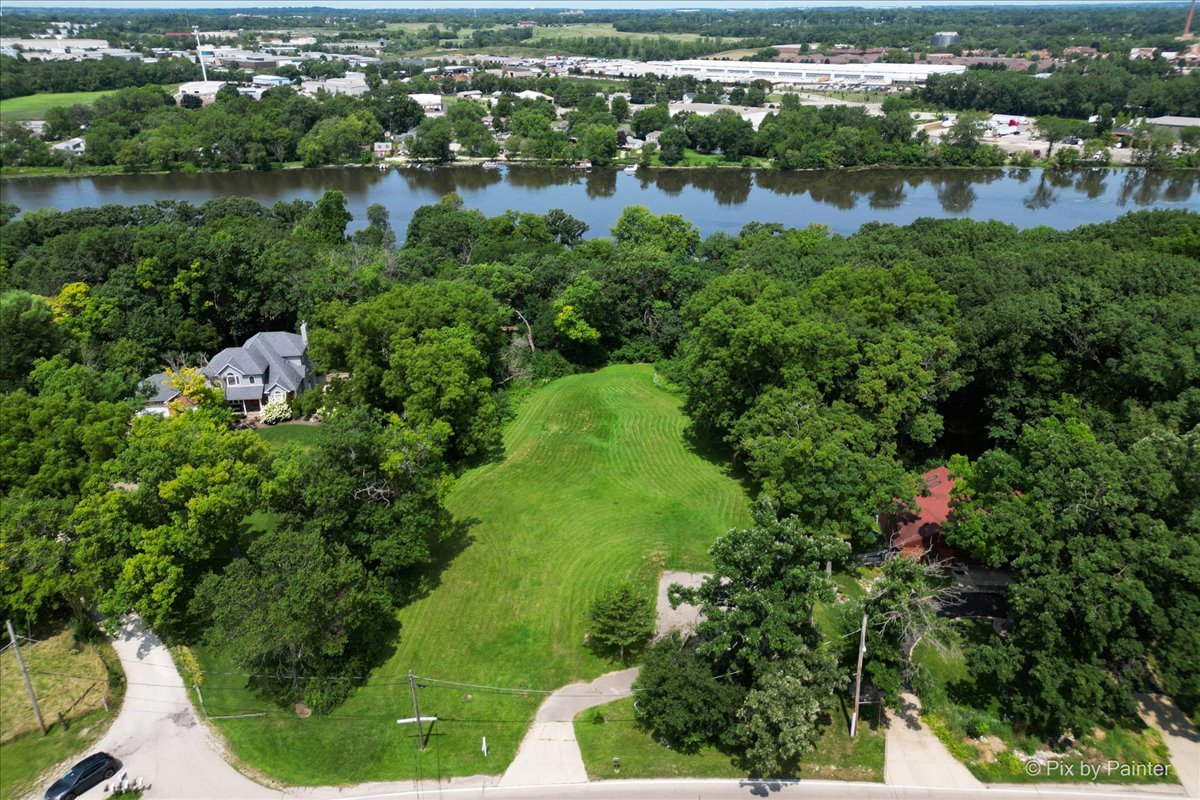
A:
[
  {"xmin": 575, "ymin": 697, "xmax": 886, "ymax": 781},
  {"xmin": 0, "ymin": 630, "xmax": 124, "ymax": 799},
  {"xmin": 0, "ymin": 90, "xmax": 114, "ymax": 121},
  {"xmin": 0, "ymin": 86, "xmax": 181, "ymax": 122},
  {"xmin": 253, "ymin": 422, "xmax": 321, "ymax": 450},
  {"xmin": 531, "ymin": 23, "xmax": 735, "ymax": 43},
  {"xmin": 198, "ymin": 364, "xmax": 750, "ymax": 784}
]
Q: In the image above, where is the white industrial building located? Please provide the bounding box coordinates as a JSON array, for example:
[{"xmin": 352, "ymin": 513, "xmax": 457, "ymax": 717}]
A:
[{"xmin": 591, "ymin": 59, "xmax": 966, "ymax": 87}]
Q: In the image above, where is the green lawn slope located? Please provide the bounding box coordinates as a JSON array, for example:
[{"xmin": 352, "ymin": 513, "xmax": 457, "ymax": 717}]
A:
[{"xmin": 199, "ymin": 364, "xmax": 749, "ymax": 785}]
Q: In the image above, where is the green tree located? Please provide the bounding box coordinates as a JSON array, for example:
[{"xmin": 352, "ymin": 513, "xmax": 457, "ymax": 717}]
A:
[
  {"xmin": 671, "ymin": 504, "xmax": 849, "ymax": 673},
  {"xmin": 299, "ymin": 190, "xmax": 353, "ymax": 247},
  {"xmin": 588, "ymin": 583, "xmax": 654, "ymax": 662},
  {"xmin": 0, "ymin": 291, "xmax": 64, "ymax": 391},
  {"xmin": 737, "ymin": 644, "xmax": 846, "ymax": 776},
  {"xmin": 265, "ymin": 408, "xmax": 452, "ymax": 581},
  {"xmin": 658, "ymin": 127, "xmax": 689, "ymax": 165},
  {"xmin": 946, "ymin": 417, "xmax": 1200, "ymax": 735},
  {"xmin": 611, "ymin": 205, "xmax": 700, "ymax": 256},
  {"xmin": 71, "ymin": 407, "xmax": 270, "ymax": 637},
  {"xmin": 195, "ymin": 527, "xmax": 392, "ymax": 712},
  {"xmin": 632, "ymin": 633, "xmax": 745, "ymax": 752}
]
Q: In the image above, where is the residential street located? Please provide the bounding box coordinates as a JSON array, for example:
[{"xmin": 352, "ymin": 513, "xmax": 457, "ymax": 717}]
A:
[{"xmin": 26, "ymin": 616, "xmax": 1197, "ymax": 800}]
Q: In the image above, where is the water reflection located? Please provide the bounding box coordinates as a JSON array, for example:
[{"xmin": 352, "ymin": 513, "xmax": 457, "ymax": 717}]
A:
[
  {"xmin": 2, "ymin": 165, "xmax": 1194, "ymax": 238},
  {"xmin": 1024, "ymin": 173, "xmax": 1057, "ymax": 210}
]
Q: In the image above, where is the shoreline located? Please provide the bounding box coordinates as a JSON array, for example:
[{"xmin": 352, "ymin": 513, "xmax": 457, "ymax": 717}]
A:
[{"xmin": 1, "ymin": 159, "xmax": 1188, "ymax": 182}]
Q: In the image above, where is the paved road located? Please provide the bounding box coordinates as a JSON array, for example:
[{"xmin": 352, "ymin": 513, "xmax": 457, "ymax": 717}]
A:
[
  {"xmin": 884, "ymin": 692, "xmax": 983, "ymax": 789},
  {"xmin": 29, "ymin": 616, "xmax": 1194, "ymax": 800},
  {"xmin": 87, "ymin": 617, "xmax": 276, "ymax": 799},
  {"xmin": 260, "ymin": 779, "xmax": 1199, "ymax": 800},
  {"xmin": 498, "ymin": 669, "xmax": 639, "ymax": 787}
]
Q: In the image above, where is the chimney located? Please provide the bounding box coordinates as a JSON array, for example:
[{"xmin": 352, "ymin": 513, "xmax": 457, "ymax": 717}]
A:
[{"xmin": 300, "ymin": 321, "xmax": 308, "ymax": 346}]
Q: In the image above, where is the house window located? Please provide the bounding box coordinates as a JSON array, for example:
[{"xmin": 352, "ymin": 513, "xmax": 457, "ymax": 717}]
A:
[
  {"xmin": 248, "ymin": 376, "xmax": 256, "ymax": 384},
  {"xmin": 225, "ymin": 374, "xmax": 238, "ymax": 385}
]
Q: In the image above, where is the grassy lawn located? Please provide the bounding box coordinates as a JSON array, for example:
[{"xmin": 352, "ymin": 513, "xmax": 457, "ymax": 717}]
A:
[
  {"xmin": 197, "ymin": 364, "xmax": 750, "ymax": 784},
  {"xmin": 643, "ymin": 149, "xmax": 768, "ymax": 169},
  {"xmin": 575, "ymin": 696, "xmax": 885, "ymax": 781},
  {"xmin": 913, "ymin": 624, "xmax": 1177, "ymax": 786},
  {"xmin": 0, "ymin": 90, "xmax": 115, "ymax": 121},
  {"xmin": 0, "ymin": 630, "xmax": 124, "ymax": 799},
  {"xmin": 253, "ymin": 422, "xmax": 321, "ymax": 450},
  {"xmin": 530, "ymin": 23, "xmax": 733, "ymax": 43}
]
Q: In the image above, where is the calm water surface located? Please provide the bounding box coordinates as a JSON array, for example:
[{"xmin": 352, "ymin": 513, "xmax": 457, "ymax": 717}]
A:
[{"xmin": 2, "ymin": 166, "xmax": 1196, "ymax": 235}]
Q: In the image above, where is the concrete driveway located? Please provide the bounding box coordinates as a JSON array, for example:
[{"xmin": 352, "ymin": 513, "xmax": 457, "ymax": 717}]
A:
[
  {"xmin": 83, "ymin": 617, "xmax": 277, "ymax": 799},
  {"xmin": 498, "ymin": 668, "xmax": 638, "ymax": 787},
  {"xmin": 1139, "ymin": 693, "xmax": 1200, "ymax": 797},
  {"xmin": 884, "ymin": 692, "xmax": 983, "ymax": 789}
]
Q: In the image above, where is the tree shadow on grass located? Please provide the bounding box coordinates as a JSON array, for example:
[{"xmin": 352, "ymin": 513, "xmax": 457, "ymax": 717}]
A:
[
  {"xmin": 682, "ymin": 422, "xmax": 757, "ymax": 496},
  {"xmin": 394, "ymin": 515, "xmax": 480, "ymax": 608}
]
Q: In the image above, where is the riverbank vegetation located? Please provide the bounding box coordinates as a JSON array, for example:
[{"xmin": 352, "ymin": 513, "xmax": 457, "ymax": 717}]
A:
[{"xmin": 0, "ymin": 195, "xmax": 1196, "ymax": 780}]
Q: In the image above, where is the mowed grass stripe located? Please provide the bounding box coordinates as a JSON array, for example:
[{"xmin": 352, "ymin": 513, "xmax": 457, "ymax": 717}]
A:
[{"xmin": 204, "ymin": 364, "xmax": 748, "ymax": 785}]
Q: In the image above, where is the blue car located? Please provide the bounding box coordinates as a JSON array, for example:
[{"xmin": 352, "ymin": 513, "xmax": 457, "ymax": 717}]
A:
[{"xmin": 44, "ymin": 752, "xmax": 121, "ymax": 800}]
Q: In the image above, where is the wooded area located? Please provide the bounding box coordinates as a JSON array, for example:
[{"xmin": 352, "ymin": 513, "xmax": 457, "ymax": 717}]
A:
[{"xmin": 1, "ymin": 195, "xmax": 1196, "ymax": 768}]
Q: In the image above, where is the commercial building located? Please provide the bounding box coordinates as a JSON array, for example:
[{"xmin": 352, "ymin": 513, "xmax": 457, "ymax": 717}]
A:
[
  {"xmin": 930, "ymin": 31, "xmax": 961, "ymax": 48},
  {"xmin": 605, "ymin": 59, "xmax": 966, "ymax": 87},
  {"xmin": 669, "ymin": 101, "xmax": 771, "ymax": 130},
  {"xmin": 175, "ymin": 81, "xmax": 229, "ymax": 105},
  {"xmin": 1146, "ymin": 115, "xmax": 1200, "ymax": 136}
]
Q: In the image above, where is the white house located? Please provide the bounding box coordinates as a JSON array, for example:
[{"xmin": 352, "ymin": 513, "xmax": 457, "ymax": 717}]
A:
[{"xmin": 202, "ymin": 326, "xmax": 315, "ymax": 414}]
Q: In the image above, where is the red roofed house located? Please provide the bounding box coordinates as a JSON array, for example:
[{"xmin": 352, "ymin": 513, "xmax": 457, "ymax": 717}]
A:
[{"xmin": 885, "ymin": 466, "xmax": 956, "ymax": 561}]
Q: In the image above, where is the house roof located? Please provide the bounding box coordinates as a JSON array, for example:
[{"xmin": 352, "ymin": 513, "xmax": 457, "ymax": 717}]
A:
[
  {"xmin": 139, "ymin": 372, "xmax": 180, "ymax": 405},
  {"xmin": 891, "ymin": 466, "xmax": 954, "ymax": 556},
  {"xmin": 206, "ymin": 346, "xmax": 267, "ymax": 376},
  {"xmin": 225, "ymin": 384, "xmax": 265, "ymax": 401},
  {"xmin": 243, "ymin": 331, "xmax": 307, "ymax": 393},
  {"xmin": 202, "ymin": 329, "xmax": 311, "ymax": 400}
]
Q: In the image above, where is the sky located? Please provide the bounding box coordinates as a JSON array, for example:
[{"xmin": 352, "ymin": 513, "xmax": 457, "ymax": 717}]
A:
[{"xmin": 2, "ymin": 0, "xmax": 1190, "ymax": 9}]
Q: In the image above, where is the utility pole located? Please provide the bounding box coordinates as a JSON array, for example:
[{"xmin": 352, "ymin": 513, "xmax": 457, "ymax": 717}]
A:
[
  {"xmin": 6, "ymin": 619, "xmax": 46, "ymax": 735},
  {"xmin": 850, "ymin": 613, "xmax": 867, "ymax": 738},
  {"xmin": 408, "ymin": 670, "xmax": 426, "ymax": 751}
]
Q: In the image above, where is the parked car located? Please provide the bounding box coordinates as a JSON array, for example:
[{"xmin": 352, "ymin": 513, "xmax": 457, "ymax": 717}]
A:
[{"xmin": 45, "ymin": 753, "xmax": 121, "ymax": 800}]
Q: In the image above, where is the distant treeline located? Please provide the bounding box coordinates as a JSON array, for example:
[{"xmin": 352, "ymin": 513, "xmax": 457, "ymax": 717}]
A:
[
  {"xmin": 919, "ymin": 61, "xmax": 1200, "ymax": 119},
  {"xmin": 0, "ymin": 55, "xmax": 202, "ymax": 100}
]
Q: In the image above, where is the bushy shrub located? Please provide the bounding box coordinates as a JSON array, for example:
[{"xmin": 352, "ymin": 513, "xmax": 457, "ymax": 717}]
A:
[
  {"xmin": 260, "ymin": 396, "xmax": 292, "ymax": 424},
  {"xmin": 531, "ymin": 349, "xmax": 575, "ymax": 380}
]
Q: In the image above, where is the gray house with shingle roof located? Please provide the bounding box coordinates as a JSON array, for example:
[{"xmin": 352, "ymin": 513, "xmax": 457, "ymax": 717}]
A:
[
  {"xmin": 138, "ymin": 372, "xmax": 182, "ymax": 417},
  {"xmin": 202, "ymin": 325, "xmax": 316, "ymax": 414}
]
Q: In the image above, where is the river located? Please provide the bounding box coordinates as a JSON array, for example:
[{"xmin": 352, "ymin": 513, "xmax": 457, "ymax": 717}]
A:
[{"xmin": 1, "ymin": 165, "xmax": 1197, "ymax": 236}]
